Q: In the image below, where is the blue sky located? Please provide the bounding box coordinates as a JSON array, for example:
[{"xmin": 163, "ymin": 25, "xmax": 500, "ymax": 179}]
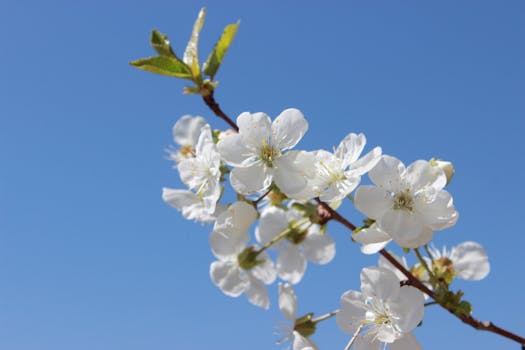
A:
[{"xmin": 1, "ymin": 0, "xmax": 524, "ymax": 349}]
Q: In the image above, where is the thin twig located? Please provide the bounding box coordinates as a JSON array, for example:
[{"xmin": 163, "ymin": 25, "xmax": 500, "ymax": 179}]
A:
[{"xmin": 202, "ymin": 92, "xmax": 239, "ymax": 131}]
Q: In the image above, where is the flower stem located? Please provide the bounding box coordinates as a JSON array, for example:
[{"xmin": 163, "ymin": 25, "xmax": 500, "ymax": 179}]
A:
[
  {"xmin": 344, "ymin": 323, "xmax": 363, "ymax": 350},
  {"xmin": 414, "ymin": 247, "xmax": 434, "ymax": 279},
  {"xmin": 256, "ymin": 218, "xmax": 310, "ymax": 256},
  {"xmin": 311, "ymin": 310, "xmax": 339, "ymax": 324}
]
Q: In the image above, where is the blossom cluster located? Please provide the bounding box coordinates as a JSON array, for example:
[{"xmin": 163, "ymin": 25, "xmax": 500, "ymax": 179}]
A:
[{"xmin": 162, "ymin": 109, "xmax": 489, "ymax": 349}]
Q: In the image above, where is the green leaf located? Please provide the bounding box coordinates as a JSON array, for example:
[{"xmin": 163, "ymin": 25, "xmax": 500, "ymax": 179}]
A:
[
  {"xmin": 129, "ymin": 56, "xmax": 192, "ymax": 79},
  {"xmin": 183, "ymin": 7, "xmax": 206, "ymax": 80},
  {"xmin": 203, "ymin": 21, "xmax": 239, "ymax": 79},
  {"xmin": 150, "ymin": 29, "xmax": 177, "ymax": 57}
]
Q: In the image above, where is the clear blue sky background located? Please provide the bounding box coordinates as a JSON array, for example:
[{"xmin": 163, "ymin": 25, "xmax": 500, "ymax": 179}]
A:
[{"xmin": 1, "ymin": 1, "xmax": 524, "ymax": 349}]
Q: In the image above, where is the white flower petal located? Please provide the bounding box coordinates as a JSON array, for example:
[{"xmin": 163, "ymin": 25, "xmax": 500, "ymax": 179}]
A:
[
  {"xmin": 420, "ymin": 190, "xmax": 458, "ymax": 231},
  {"xmin": 353, "ymin": 224, "xmax": 391, "ymax": 244},
  {"xmin": 229, "ymin": 201, "xmax": 259, "ymax": 232},
  {"xmin": 368, "ymin": 155, "xmax": 405, "ymax": 191},
  {"xmin": 173, "ymin": 115, "xmax": 206, "ymax": 146},
  {"xmin": 337, "ymin": 290, "xmax": 367, "ymax": 334},
  {"xmin": 348, "ymin": 146, "xmax": 382, "ymax": 176},
  {"xmin": 353, "ymin": 225, "xmax": 392, "ymax": 255},
  {"xmin": 230, "ymin": 163, "xmax": 272, "ymax": 195},
  {"xmin": 245, "ymin": 274, "xmax": 270, "ymax": 309},
  {"xmin": 390, "ymin": 286, "xmax": 425, "ymax": 333},
  {"xmin": 380, "ymin": 210, "xmax": 433, "ymax": 248},
  {"xmin": 354, "ymin": 186, "xmax": 391, "ymax": 219},
  {"xmin": 271, "ymin": 108, "xmax": 308, "ymax": 151},
  {"xmin": 210, "ymin": 202, "xmax": 257, "ymax": 260},
  {"xmin": 278, "ymin": 283, "xmax": 298, "ymax": 322},
  {"xmin": 162, "ymin": 188, "xmax": 215, "ymax": 223},
  {"xmin": 337, "ymin": 133, "xmax": 366, "ymax": 165},
  {"xmin": 450, "ymin": 241, "xmax": 490, "ymax": 280},
  {"xmin": 217, "ymin": 133, "xmax": 253, "ymax": 167},
  {"xmin": 251, "ymin": 250, "xmax": 277, "ymax": 285},
  {"xmin": 292, "ymin": 331, "xmax": 319, "ymax": 350},
  {"xmin": 255, "ymin": 206, "xmax": 289, "ymax": 248},
  {"xmin": 209, "ymin": 227, "xmax": 248, "ymax": 260},
  {"xmin": 237, "ymin": 111, "xmax": 272, "ymax": 150},
  {"xmin": 389, "ymin": 333, "xmax": 422, "ymax": 350},
  {"xmin": 277, "ymin": 245, "xmax": 307, "ymax": 284},
  {"xmin": 378, "ymin": 252, "xmax": 408, "ymax": 282},
  {"xmin": 360, "ymin": 241, "xmax": 391, "ymax": 255},
  {"xmin": 360, "ymin": 267, "xmax": 400, "ymax": 301},
  {"xmin": 273, "ymin": 152, "xmax": 309, "ymax": 196},
  {"xmin": 210, "ymin": 261, "xmax": 247, "ymax": 297},
  {"xmin": 301, "ymin": 231, "xmax": 335, "ymax": 264},
  {"xmin": 354, "ymin": 335, "xmax": 382, "ymax": 350},
  {"xmin": 407, "ymin": 160, "xmax": 446, "ymax": 192}
]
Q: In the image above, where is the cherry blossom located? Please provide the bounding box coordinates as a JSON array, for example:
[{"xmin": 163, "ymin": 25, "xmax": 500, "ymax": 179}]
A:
[
  {"xmin": 291, "ymin": 133, "xmax": 381, "ymax": 202},
  {"xmin": 354, "ymin": 156, "xmax": 458, "ymax": 248},
  {"xmin": 255, "ymin": 206, "xmax": 335, "ymax": 284},
  {"xmin": 278, "ymin": 283, "xmax": 319, "ymax": 350},
  {"xmin": 209, "ymin": 201, "xmax": 276, "ymax": 308},
  {"xmin": 217, "ymin": 109, "xmax": 314, "ymax": 196},
  {"xmin": 167, "ymin": 115, "xmax": 207, "ymax": 163},
  {"xmin": 429, "ymin": 241, "xmax": 490, "ymax": 281},
  {"xmin": 177, "ymin": 124, "xmax": 222, "ymax": 211},
  {"xmin": 336, "ymin": 267, "xmax": 424, "ymax": 346}
]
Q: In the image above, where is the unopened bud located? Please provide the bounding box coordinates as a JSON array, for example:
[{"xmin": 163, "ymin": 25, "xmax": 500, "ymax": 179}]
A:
[{"xmin": 430, "ymin": 159, "xmax": 455, "ymax": 185}]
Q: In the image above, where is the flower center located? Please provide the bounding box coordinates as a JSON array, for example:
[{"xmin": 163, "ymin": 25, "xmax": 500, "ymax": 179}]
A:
[
  {"xmin": 259, "ymin": 140, "xmax": 281, "ymax": 167},
  {"xmin": 392, "ymin": 190, "xmax": 415, "ymax": 211}
]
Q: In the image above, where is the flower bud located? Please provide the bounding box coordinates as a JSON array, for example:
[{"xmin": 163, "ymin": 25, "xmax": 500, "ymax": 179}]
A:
[{"xmin": 430, "ymin": 159, "xmax": 455, "ymax": 185}]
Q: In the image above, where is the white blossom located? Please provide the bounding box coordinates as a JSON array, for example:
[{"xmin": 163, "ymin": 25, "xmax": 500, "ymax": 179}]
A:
[
  {"xmin": 177, "ymin": 124, "xmax": 222, "ymax": 212},
  {"xmin": 291, "ymin": 133, "xmax": 381, "ymax": 202},
  {"xmin": 429, "ymin": 241, "xmax": 490, "ymax": 281},
  {"xmin": 278, "ymin": 283, "xmax": 319, "ymax": 350},
  {"xmin": 336, "ymin": 267, "xmax": 424, "ymax": 345},
  {"xmin": 217, "ymin": 109, "xmax": 314, "ymax": 196},
  {"xmin": 255, "ymin": 206, "xmax": 335, "ymax": 284},
  {"xmin": 167, "ymin": 115, "xmax": 207, "ymax": 163},
  {"xmin": 355, "ymin": 155, "xmax": 458, "ymax": 248},
  {"xmin": 162, "ymin": 187, "xmax": 221, "ymax": 223},
  {"xmin": 209, "ymin": 202, "xmax": 276, "ymax": 309}
]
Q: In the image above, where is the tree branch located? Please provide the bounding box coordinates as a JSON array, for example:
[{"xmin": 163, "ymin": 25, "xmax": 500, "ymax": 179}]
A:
[
  {"xmin": 202, "ymin": 91, "xmax": 239, "ymax": 132},
  {"xmin": 315, "ymin": 198, "xmax": 525, "ymax": 347}
]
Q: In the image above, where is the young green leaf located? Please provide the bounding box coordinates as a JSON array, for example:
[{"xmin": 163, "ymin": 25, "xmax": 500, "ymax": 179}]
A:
[
  {"xmin": 150, "ymin": 29, "xmax": 177, "ymax": 58},
  {"xmin": 203, "ymin": 21, "xmax": 239, "ymax": 79},
  {"xmin": 129, "ymin": 56, "xmax": 192, "ymax": 79},
  {"xmin": 183, "ymin": 7, "xmax": 206, "ymax": 80}
]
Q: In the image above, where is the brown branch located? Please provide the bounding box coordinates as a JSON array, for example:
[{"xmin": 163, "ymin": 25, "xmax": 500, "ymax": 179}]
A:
[
  {"xmin": 314, "ymin": 198, "xmax": 356, "ymax": 230},
  {"xmin": 315, "ymin": 198, "xmax": 525, "ymax": 347},
  {"xmin": 202, "ymin": 92, "xmax": 239, "ymax": 132}
]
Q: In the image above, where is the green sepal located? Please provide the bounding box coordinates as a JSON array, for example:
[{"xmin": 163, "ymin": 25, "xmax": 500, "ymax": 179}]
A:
[
  {"xmin": 130, "ymin": 56, "xmax": 192, "ymax": 79},
  {"xmin": 203, "ymin": 21, "xmax": 239, "ymax": 79},
  {"xmin": 237, "ymin": 246, "xmax": 264, "ymax": 270},
  {"xmin": 294, "ymin": 313, "xmax": 317, "ymax": 338}
]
